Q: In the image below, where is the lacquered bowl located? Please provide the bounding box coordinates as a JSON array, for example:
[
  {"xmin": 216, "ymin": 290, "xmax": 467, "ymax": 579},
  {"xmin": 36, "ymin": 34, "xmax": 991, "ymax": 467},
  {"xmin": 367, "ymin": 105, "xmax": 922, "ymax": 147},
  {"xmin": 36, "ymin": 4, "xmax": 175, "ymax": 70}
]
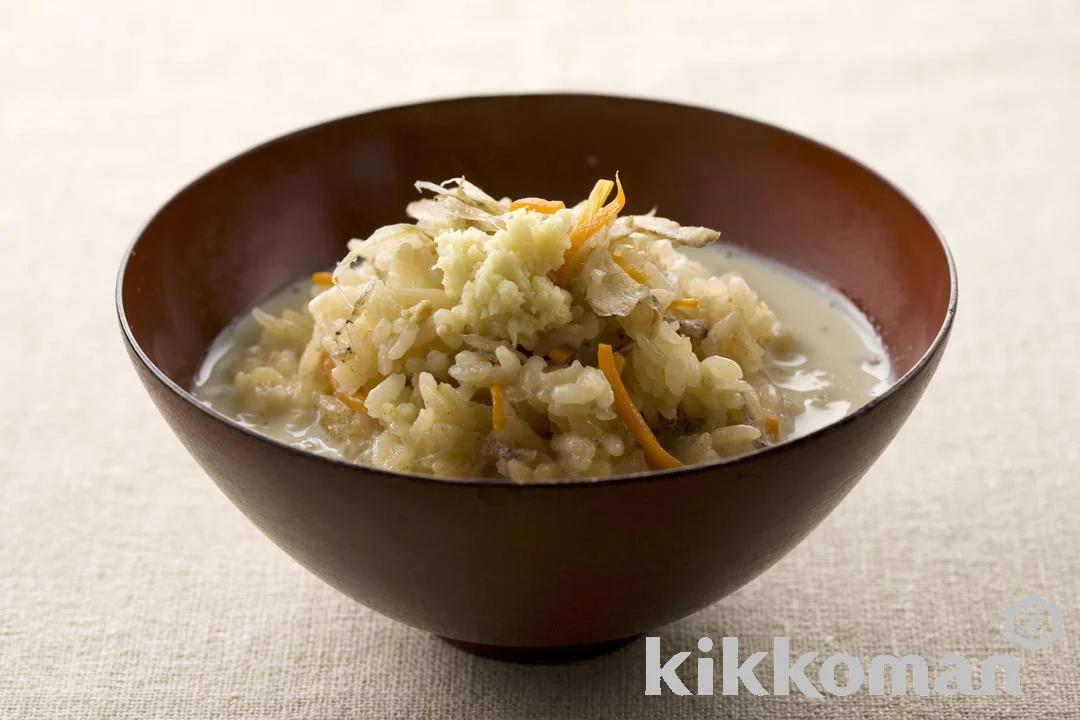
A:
[{"xmin": 117, "ymin": 94, "xmax": 956, "ymax": 661}]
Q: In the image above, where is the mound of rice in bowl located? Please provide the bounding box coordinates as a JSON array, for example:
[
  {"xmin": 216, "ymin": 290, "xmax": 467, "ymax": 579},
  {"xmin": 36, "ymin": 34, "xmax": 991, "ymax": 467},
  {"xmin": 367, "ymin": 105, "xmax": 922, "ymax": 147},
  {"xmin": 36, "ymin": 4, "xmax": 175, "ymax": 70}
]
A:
[{"xmin": 227, "ymin": 176, "xmax": 793, "ymax": 481}]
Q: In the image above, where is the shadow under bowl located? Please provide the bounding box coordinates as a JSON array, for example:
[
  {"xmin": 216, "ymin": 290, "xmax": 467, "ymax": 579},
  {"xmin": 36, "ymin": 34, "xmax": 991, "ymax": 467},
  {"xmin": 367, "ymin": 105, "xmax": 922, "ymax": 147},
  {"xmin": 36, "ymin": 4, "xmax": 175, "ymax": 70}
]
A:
[{"xmin": 117, "ymin": 94, "xmax": 956, "ymax": 659}]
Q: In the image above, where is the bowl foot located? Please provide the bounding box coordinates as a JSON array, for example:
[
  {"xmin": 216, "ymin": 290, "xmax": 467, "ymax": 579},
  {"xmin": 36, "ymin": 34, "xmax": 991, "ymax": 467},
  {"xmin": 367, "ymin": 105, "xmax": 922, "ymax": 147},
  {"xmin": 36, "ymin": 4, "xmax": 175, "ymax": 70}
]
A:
[{"xmin": 440, "ymin": 634, "xmax": 640, "ymax": 664}]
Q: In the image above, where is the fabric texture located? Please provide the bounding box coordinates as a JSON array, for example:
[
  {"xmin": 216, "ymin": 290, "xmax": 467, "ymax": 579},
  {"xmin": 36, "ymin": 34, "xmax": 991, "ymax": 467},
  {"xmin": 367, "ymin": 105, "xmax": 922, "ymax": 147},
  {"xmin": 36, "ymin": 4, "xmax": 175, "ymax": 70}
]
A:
[{"xmin": 2, "ymin": 1, "xmax": 1078, "ymax": 717}]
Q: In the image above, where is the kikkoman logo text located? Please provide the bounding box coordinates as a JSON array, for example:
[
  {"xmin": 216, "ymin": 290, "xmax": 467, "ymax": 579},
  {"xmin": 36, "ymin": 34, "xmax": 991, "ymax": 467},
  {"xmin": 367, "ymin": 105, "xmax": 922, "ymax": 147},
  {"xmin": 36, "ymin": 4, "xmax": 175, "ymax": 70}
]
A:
[{"xmin": 645, "ymin": 595, "xmax": 1062, "ymax": 698}]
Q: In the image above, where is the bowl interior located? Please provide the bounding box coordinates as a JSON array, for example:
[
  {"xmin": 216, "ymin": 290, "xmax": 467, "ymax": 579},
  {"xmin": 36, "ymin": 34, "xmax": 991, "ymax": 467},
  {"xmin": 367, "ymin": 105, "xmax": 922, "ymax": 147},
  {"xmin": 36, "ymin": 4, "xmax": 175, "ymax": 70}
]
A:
[{"xmin": 120, "ymin": 95, "xmax": 953, "ymax": 397}]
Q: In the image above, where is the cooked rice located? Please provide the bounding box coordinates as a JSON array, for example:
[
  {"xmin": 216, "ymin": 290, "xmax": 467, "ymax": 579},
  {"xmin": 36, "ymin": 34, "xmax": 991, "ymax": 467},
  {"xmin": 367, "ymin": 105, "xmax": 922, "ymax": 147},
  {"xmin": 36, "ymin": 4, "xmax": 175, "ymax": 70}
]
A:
[{"xmin": 228, "ymin": 177, "xmax": 793, "ymax": 481}]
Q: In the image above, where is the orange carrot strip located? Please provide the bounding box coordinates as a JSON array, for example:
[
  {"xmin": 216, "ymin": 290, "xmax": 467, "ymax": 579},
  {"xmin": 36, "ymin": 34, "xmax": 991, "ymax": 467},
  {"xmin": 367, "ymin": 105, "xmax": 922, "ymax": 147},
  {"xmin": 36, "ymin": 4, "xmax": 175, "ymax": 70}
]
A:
[
  {"xmin": 311, "ymin": 271, "xmax": 334, "ymax": 286},
  {"xmin": 491, "ymin": 384, "xmax": 507, "ymax": 433},
  {"xmin": 510, "ymin": 197, "xmax": 566, "ymax": 214},
  {"xmin": 612, "ymin": 255, "xmax": 647, "ymax": 283},
  {"xmin": 613, "ymin": 351, "xmax": 626, "ymax": 375},
  {"xmin": 337, "ymin": 392, "xmax": 369, "ymax": 413},
  {"xmin": 322, "ymin": 355, "xmax": 368, "ymax": 413},
  {"xmin": 569, "ymin": 173, "xmax": 624, "ymax": 246},
  {"xmin": 765, "ymin": 416, "xmax": 781, "ymax": 442},
  {"xmin": 597, "ymin": 343, "xmax": 681, "ymax": 470},
  {"xmin": 669, "ymin": 298, "xmax": 700, "ymax": 310},
  {"xmin": 558, "ymin": 175, "xmax": 623, "ymax": 276},
  {"xmin": 574, "ymin": 179, "xmax": 615, "ymax": 233},
  {"xmin": 547, "ymin": 345, "xmax": 575, "ymax": 364}
]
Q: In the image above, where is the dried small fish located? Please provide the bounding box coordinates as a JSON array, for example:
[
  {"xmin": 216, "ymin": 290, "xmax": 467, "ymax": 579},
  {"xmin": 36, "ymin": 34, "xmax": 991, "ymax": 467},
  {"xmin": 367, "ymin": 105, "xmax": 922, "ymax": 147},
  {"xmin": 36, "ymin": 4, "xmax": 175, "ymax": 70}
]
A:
[
  {"xmin": 583, "ymin": 251, "xmax": 649, "ymax": 317},
  {"xmin": 407, "ymin": 195, "xmax": 502, "ymax": 233},
  {"xmin": 675, "ymin": 318, "xmax": 709, "ymax": 339},
  {"xmin": 414, "ymin": 177, "xmax": 507, "ymax": 215},
  {"xmin": 631, "ymin": 215, "xmax": 719, "ymax": 247}
]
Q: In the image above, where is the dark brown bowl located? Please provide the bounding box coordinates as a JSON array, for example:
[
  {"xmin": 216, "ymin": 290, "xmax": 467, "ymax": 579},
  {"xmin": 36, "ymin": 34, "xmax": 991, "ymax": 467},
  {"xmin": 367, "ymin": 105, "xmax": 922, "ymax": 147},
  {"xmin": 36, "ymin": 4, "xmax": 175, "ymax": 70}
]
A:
[{"xmin": 117, "ymin": 94, "xmax": 956, "ymax": 660}]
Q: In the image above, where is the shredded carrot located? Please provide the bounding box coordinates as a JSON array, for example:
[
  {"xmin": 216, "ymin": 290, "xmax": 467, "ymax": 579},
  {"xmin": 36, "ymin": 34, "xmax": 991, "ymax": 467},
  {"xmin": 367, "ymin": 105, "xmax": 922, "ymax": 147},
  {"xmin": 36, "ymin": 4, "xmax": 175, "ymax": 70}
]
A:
[
  {"xmin": 510, "ymin": 197, "xmax": 566, "ymax": 214},
  {"xmin": 570, "ymin": 173, "xmax": 624, "ymax": 247},
  {"xmin": 548, "ymin": 345, "xmax": 575, "ymax": 364},
  {"xmin": 558, "ymin": 174, "xmax": 625, "ymax": 277},
  {"xmin": 670, "ymin": 298, "xmax": 700, "ymax": 310},
  {"xmin": 597, "ymin": 343, "xmax": 681, "ymax": 470},
  {"xmin": 322, "ymin": 355, "xmax": 368, "ymax": 413},
  {"xmin": 612, "ymin": 255, "xmax": 647, "ymax": 283},
  {"xmin": 575, "ymin": 179, "xmax": 615, "ymax": 233},
  {"xmin": 490, "ymin": 384, "xmax": 507, "ymax": 433},
  {"xmin": 765, "ymin": 416, "xmax": 781, "ymax": 442},
  {"xmin": 337, "ymin": 391, "xmax": 369, "ymax": 413},
  {"xmin": 311, "ymin": 271, "xmax": 334, "ymax": 286},
  {"xmin": 613, "ymin": 351, "xmax": 626, "ymax": 375}
]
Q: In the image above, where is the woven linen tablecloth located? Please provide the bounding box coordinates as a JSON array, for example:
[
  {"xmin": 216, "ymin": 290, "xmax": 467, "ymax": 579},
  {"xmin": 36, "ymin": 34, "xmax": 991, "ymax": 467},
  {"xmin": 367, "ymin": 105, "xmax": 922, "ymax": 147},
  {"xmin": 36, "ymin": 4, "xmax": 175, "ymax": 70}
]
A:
[{"xmin": 3, "ymin": 1, "xmax": 1078, "ymax": 718}]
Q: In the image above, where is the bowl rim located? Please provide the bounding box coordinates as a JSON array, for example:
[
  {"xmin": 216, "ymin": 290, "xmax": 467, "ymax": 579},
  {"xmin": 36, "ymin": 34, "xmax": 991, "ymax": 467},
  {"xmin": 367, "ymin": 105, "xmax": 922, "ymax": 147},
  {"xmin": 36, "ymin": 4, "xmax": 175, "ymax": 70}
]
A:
[{"xmin": 115, "ymin": 91, "xmax": 958, "ymax": 489}]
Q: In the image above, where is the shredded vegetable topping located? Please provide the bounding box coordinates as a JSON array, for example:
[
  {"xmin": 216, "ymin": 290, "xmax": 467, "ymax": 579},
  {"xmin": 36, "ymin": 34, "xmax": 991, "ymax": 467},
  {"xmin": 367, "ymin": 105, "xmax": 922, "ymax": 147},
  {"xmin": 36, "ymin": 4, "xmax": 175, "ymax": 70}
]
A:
[
  {"xmin": 765, "ymin": 416, "xmax": 781, "ymax": 442},
  {"xmin": 575, "ymin": 179, "xmax": 614, "ymax": 232},
  {"xmin": 559, "ymin": 173, "xmax": 625, "ymax": 275},
  {"xmin": 670, "ymin": 298, "xmax": 700, "ymax": 310},
  {"xmin": 547, "ymin": 345, "xmax": 575, "ymax": 364},
  {"xmin": 612, "ymin": 255, "xmax": 647, "ymax": 283},
  {"xmin": 613, "ymin": 351, "xmax": 626, "ymax": 375},
  {"xmin": 510, "ymin": 197, "xmax": 566, "ymax": 214},
  {"xmin": 597, "ymin": 343, "xmax": 682, "ymax": 470},
  {"xmin": 571, "ymin": 172, "xmax": 625, "ymax": 246}
]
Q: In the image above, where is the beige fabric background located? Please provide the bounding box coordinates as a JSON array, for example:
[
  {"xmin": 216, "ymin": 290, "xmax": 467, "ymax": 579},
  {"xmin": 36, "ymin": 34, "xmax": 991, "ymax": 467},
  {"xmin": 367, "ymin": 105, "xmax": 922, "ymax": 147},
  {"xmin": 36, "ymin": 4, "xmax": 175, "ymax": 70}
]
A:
[{"xmin": 2, "ymin": 1, "xmax": 1078, "ymax": 717}]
